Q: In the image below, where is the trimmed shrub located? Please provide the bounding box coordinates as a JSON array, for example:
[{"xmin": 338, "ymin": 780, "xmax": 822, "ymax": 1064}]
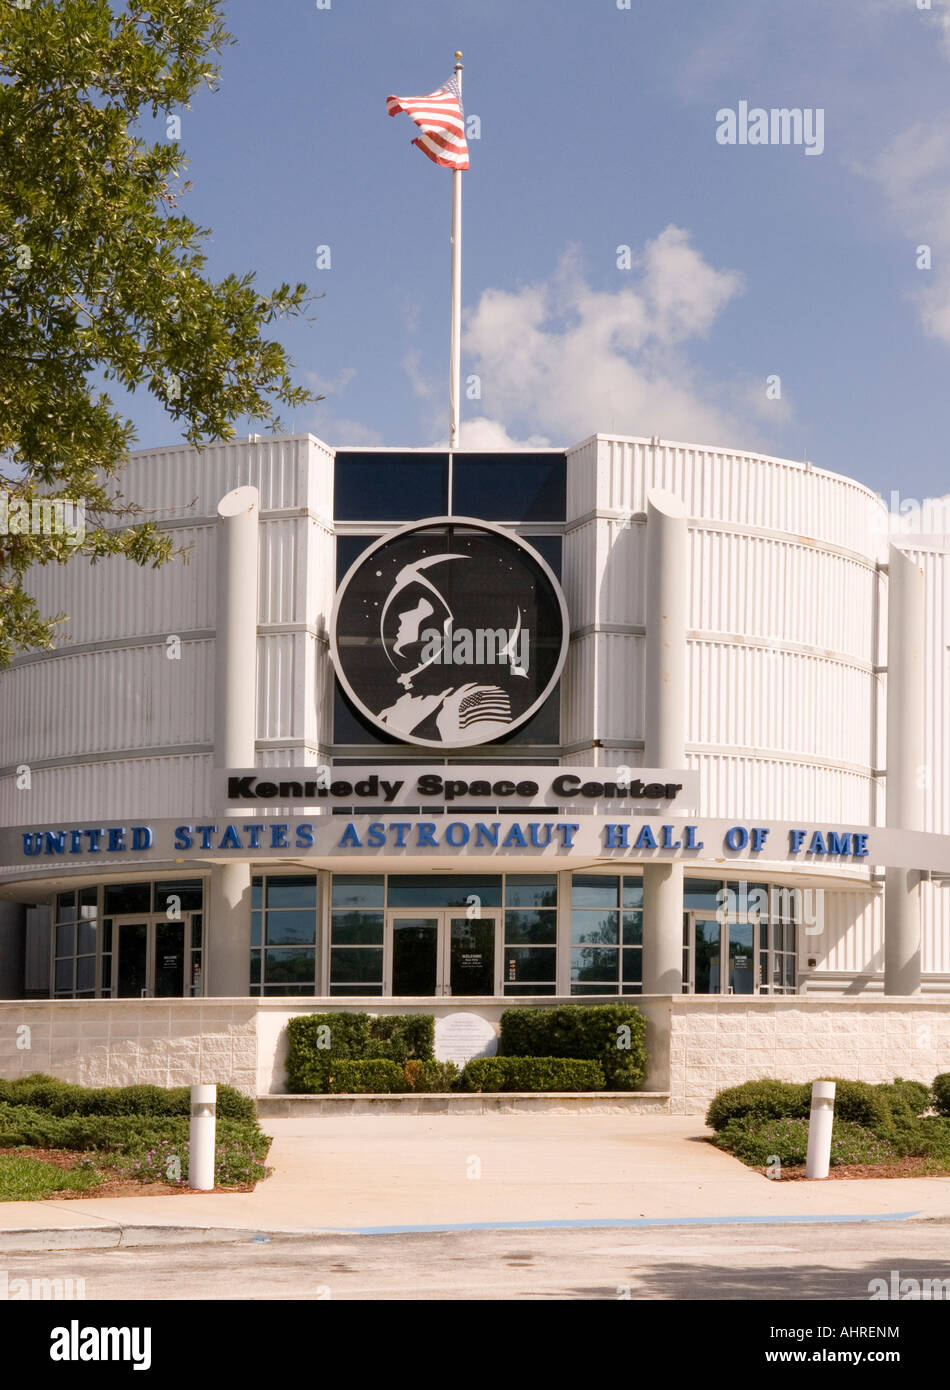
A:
[
  {"xmin": 402, "ymin": 1060, "xmax": 459, "ymax": 1093},
  {"xmin": 0, "ymin": 1074, "xmax": 254, "ymax": 1121},
  {"xmin": 369, "ymin": 1015, "xmax": 435, "ymax": 1064},
  {"xmin": 882, "ymin": 1079, "xmax": 932, "ymax": 1118},
  {"xmin": 933, "ymin": 1074, "xmax": 950, "ymax": 1118},
  {"xmin": 890, "ymin": 1116, "xmax": 950, "ymax": 1160},
  {"xmin": 461, "ymin": 1057, "xmax": 605, "ymax": 1093},
  {"xmin": 499, "ymin": 1004, "xmax": 646, "ymax": 1090},
  {"xmin": 323, "ymin": 1060, "xmax": 405, "ymax": 1094},
  {"xmin": 817, "ymin": 1079, "xmax": 896, "ymax": 1133},
  {"xmin": 285, "ymin": 1013, "xmax": 435, "ymax": 1092},
  {"xmin": 705, "ymin": 1080, "xmax": 810, "ymax": 1132},
  {"xmin": 0, "ymin": 1102, "xmax": 268, "ymax": 1158},
  {"xmin": 715, "ymin": 1115, "xmax": 899, "ymax": 1168},
  {"xmin": 461, "ymin": 1058, "xmax": 507, "ymax": 1092}
]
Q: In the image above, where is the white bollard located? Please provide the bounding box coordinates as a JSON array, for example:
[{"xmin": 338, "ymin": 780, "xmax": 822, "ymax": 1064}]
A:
[
  {"xmin": 189, "ymin": 1084, "xmax": 217, "ymax": 1191},
  {"xmin": 804, "ymin": 1080, "xmax": 836, "ymax": 1179}
]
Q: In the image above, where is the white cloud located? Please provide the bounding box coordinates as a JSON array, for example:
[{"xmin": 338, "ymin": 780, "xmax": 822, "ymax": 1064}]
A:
[
  {"xmin": 458, "ymin": 228, "xmax": 770, "ymax": 448},
  {"xmin": 861, "ymin": 123, "xmax": 950, "ymax": 343}
]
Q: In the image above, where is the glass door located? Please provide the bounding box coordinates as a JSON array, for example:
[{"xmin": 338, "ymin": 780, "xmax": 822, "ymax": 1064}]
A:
[
  {"xmin": 685, "ymin": 913, "xmax": 761, "ymax": 994},
  {"xmin": 113, "ymin": 914, "xmax": 199, "ymax": 998},
  {"xmin": 389, "ymin": 913, "xmax": 441, "ymax": 996},
  {"xmin": 446, "ymin": 914, "xmax": 497, "ymax": 996},
  {"xmin": 387, "ymin": 910, "xmax": 501, "ymax": 996},
  {"xmin": 115, "ymin": 920, "xmax": 148, "ymax": 997}
]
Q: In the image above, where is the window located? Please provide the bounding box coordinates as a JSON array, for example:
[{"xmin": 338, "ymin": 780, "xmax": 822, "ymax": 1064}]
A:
[
  {"xmin": 570, "ymin": 875, "xmax": 642, "ymax": 995},
  {"xmin": 334, "ymin": 452, "xmax": 448, "ymax": 520},
  {"xmin": 329, "ymin": 875, "xmax": 384, "ymax": 996},
  {"xmin": 451, "ymin": 452, "xmax": 566, "ymax": 521},
  {"xmin": 503, "ymin": 875, "xmax": 557, "ymax": 995},
  {"xmin": 387, "ymin": 875, "xmax": 502, "ymax": 909},
  {"xmin": 250, "ymin": 875, "xmax": 318, "ymax": 996},
  {"xmin": 53, "ymin": 888, "xmax": 98, "ymax": 998}
]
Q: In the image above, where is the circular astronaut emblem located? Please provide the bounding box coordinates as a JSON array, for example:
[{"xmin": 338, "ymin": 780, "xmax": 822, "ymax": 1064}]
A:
[{"xmin": 329, "ymin": 517, "xmax": 569, "ymax": 749}]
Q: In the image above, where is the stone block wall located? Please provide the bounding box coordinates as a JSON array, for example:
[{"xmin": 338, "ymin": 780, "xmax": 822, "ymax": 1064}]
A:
[
  {"xmin": 667, "ymin": 998, "xmax": 950, "ymax": 1114},
  {"xmin": 0, "ymin": 1001, "xmax": 259, "ymax": 1094}
]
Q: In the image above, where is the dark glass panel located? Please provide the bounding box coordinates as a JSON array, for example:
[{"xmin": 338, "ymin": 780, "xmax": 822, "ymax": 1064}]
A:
[
  {"xmin": 452, "ymin": 453, "xmax": 566, "ymax": 522},
  {"xmin": 334, "ymin": 452, "xmax": 448, "ymax": 520}
]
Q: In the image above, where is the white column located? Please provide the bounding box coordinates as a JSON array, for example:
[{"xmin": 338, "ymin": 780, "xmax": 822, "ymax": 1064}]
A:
[
  {"xmin": 208, "ymin": 486, "xmax": 259, "ymax": 998},
  {"xmin": 884, "ymin": 545, "xmax": 926, "ymax": 996},
  {"xmin": 641, "ymin": 491, "xmax": 687, "ymax": 996}
]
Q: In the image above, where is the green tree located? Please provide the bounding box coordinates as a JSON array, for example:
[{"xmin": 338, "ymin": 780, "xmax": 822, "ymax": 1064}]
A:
[{"xmin": 0, "ymin": 0, "xmax": 316, "ymax": 665}]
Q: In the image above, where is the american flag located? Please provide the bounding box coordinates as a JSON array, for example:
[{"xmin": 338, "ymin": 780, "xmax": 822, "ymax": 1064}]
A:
[
  {"xmin": 386, "ymin": 76, "xmax": 469, "ymax": 171},
  {"xmin": 458, "ymin": 686, "xmax": 511, "ymax": 730}
]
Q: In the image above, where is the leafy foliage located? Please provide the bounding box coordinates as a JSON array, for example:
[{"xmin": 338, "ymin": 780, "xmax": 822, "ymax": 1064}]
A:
[
  {"xmin": 499, "ymin": 1004, "xmax": 646, "ymax": 1090},
  {"xmin": 285, "ymin": 1014, "xmax": 436, "ymax": 1093},
  {"xmin": 461, "ymin": 1057, "xmax": 605, "ymax": 1093},
  {"xmin": 0, "ymin": 0, "xmax": 317, "ymax": 662},
  {"xmin": 0, "ymin": 1072, "xmax": 255, "ymax": 1120}
]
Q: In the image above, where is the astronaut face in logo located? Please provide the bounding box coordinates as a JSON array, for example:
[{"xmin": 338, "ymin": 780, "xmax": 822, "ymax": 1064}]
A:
[{"xmin": 377, "ymin": 554, "xmax": 516, "ymax": 743}]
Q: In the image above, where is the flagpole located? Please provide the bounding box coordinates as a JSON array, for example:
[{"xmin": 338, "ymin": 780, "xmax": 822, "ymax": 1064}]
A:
[{"xmin": 449, "ymin": 50, "xmax": 463, "ymax": 450}]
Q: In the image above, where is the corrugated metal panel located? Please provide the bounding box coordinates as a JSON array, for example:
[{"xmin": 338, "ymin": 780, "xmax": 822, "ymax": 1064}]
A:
[
  {"xmin": 818, "ymin": 891, "xmax": 882, "ymax": 975},
  {"xmin": 565, "ymin": 436, "xmax": 599, "ymax": 519},
  {"xmin": 896, "ymin": 547, "xmax": 950, "ymax": 836},
  {"xmin": 256, "ymin": 633, "xmax": 306, "ymax": 741},
  {"xmin": 0, "ymin": 755, "xmax": 212, "ymax": 823},
  {"xmin": 23, "ymin": 528, "xmax": 215, "ymax": 646},
  {"xmin": 688, "ymin": 642, "xmax": 873, "ymax": 765},
  {"xmin": 596, "ymin": 436, "xmax": 886, "ymax": 557},
  {"xmin": 118, "ymin": 434, "xmax": 315, "ymax": 519},
  {"xmin": 689, "ymin": 528, "xmax": 877, "ymax": 660},
  {"xmin": 0, "ymin": 642, "xmax": 214, "ymax": 764},
  {"xmin": 257, "ymin": 517, "xmax": 307, "ymax": 626},
  {"xmin": 691, "ymin": 751, "xmax": 873, "ymax": 823}
]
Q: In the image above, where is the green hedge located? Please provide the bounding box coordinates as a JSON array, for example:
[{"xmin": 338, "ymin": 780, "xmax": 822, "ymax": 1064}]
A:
[
  {"xmin": 324, "ymin": 1061, "xmax": 406, "ymax": 1094},
  {"xmin": 933, "ymin": 1074, "xmax": 950, "ymax": 1117},
  {"xmin": 461, "ymin": 1057, "xmax": 605, "ymax": 1093},
  {"xmin": 705, "ymin": 1077, "xmax": 933, "ymax": 1134},
  {"xmin": 0, "ymin": 1074, "xmax": 254, "ymax": 1121},
  {"xmin": 0, "ymin": 1102, "xmax": 269, "ymax": 1158},
  {"xmin": 286, "ymin": 1013, "xmax": 435, "ymax": 1093},
  {"xmin": 714, "ymin": 1115, "xmax": 900, "ymax": 1168},
  {"xmin": 499, "ymin": 1004, "xmax": 646, "ymax": 1090}
]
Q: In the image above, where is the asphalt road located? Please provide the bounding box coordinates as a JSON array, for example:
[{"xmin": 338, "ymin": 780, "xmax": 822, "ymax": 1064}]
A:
[{"xmin": 2, "ymin": 1219, "xmax": 950, "ymax": 1301}]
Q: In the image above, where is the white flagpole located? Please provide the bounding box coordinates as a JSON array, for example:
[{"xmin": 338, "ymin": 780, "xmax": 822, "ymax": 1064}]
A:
[{"xmin": 449, "ymin": 50, "xmax": 463, "ymax": 450}]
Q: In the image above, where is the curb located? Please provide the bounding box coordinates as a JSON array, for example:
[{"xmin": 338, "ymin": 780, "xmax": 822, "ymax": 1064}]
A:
[{"xmin": 0, "ymin": 1209, "xmax": 933, "ymax": 1252}]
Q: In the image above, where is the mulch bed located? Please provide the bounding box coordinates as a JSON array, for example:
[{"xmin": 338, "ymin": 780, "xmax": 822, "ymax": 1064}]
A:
[
  {"xmin": 757, "ymin": 1157, "xmax": 950, "ymax": 1181},
  {"xmin": 0, "ymin": 1147, "xmax": 256, "ymax": 1197}
]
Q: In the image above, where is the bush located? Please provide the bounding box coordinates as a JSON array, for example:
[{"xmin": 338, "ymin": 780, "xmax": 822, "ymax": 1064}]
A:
[
  {"xmin": 461, "ymin": 1057, "xmax": 605, "ymax": 1093},
  {"xmin": 932, "ymin": 1074, "xmax": 950, "ymax": 1118},
  {"xmin": 499, "ymin": 1004, "xmax": 646, "ymax": 1090},
  {"xmin": 402, "ymin": 1060, "xmax": 459, "ymax": 1093},
  {"xmin": 817, "ymin": 1079, "xmax": 895, "ymax": 1133},
  {"xmin": 285, "ymin": 1013, "xmax": 435, "ymax": 1092},
  {"xmin": 881, "ymin": 1078, "xmax": 932, "ymax": 1118},
  {"xmin": 0, "ymin": 1102, "xmax": 269, "ymax": 1158},
  {"xmin": 715, "ymin": 1115, "xmax": 899, "ymax": 1168},
  {"xmin": 0, "ymin": 1074, "xmax": 254, "ymax": 1121},
  {"xmin": 323, "ymin": 1060, "xmax": 406, "ymax": 1094},
  {"xmin": 705, "ymin": 1081, "xmax": 811, "ymax": 1132}
]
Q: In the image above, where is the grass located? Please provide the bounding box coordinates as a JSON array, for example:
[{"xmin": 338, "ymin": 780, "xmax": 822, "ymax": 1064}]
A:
[{"xmin": 0, "ymin": 1153, "xmax": 103, "ymax": 1201}]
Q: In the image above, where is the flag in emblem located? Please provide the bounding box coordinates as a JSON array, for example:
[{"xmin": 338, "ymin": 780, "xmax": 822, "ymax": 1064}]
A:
[
  {"xmin": 386, "ymin": 76, "xmax": 469, "ymax": 171},
  {"xmin": 457, "ymin": 686, "xmax": 512, "ymax": 730}
]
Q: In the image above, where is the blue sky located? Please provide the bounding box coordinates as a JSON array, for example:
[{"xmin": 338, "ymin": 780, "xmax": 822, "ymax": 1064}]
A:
[{"xmin": 123, "ymin": 0, "xmax": 950, "ymax": 502}]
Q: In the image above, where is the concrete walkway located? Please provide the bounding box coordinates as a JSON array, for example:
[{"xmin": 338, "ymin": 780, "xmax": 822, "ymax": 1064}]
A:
[{"xmin": 1, "ymin": 1115, "xmax": 949, "ymax": 1250}]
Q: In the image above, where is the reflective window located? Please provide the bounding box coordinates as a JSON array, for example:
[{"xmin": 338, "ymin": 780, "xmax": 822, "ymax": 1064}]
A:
[
  {"xmin": 334, "ymin": 452, "xmax": 448, "ymax": 520},
  {"xmin": 452, "ymin": 452, "xmax": 566, "ymax": 521},
  {"xmin": 387, "ymin": 875, "xmax": 502, "ymax": 908},
  {"xmin": 250, "ymin": 874, "xmax": 318, "ymax": 996}
]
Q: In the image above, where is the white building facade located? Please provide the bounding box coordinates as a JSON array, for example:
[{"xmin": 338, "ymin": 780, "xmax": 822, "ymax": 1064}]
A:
[{"xmin": 0, "ymin": 432, "xmax": 948, "ymax": 1012}]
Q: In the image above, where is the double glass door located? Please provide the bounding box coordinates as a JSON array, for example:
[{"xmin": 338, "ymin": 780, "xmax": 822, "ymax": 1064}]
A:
[
  {"xmin": 387, "ymin": 910, "xmax": 501, "ymax": 996},
  {"xmin": 685, "ymin": 913, "xmax": 757, "ymax": 995},
  {"xmin": 113, "ymin": 914, "xmax": 202, "ymax": 997}
]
